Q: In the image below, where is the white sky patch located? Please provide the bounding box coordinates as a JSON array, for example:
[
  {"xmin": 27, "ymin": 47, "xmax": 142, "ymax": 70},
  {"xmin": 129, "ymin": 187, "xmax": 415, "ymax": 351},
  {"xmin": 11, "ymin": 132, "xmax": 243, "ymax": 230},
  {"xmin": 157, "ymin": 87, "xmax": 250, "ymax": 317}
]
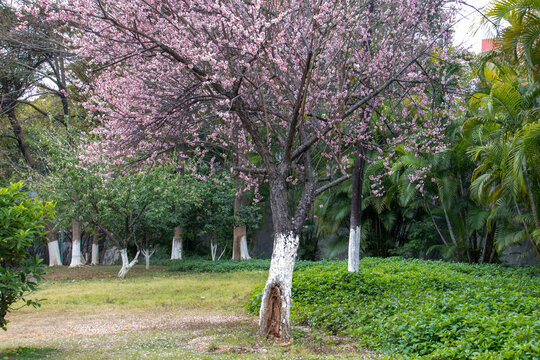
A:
[{"xmin": 452, "ymin": 0, "xmax": 495, "ymax": 53}]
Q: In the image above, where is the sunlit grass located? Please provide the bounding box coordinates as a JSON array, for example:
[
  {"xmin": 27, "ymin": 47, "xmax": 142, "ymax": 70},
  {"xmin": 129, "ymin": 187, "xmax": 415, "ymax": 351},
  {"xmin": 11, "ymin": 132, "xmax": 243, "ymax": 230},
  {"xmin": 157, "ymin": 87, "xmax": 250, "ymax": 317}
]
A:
[
  {"xmin": 17, "ymin": 265, "xmax": 267, "ymax": 314},
  {"xmin": 1, "ymin": 265, "xmax": 377, "ymax": 360}
]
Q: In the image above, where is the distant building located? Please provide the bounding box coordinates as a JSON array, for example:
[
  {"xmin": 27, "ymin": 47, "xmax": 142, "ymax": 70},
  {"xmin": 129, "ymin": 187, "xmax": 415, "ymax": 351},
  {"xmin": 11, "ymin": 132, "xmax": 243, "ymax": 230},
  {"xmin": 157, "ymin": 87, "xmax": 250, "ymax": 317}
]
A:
[{"xmin": 481, "ymin": 38, "xmax": 495, "ymax": 52}]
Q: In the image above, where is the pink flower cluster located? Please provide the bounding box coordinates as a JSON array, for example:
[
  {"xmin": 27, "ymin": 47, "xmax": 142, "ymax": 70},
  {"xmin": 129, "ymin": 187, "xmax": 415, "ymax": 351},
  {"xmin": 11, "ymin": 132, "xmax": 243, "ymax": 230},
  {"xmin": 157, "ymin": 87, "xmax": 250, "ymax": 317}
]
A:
[{"xmin": 30, "ymin": 0, "xmax": 461, "ymax": 196}]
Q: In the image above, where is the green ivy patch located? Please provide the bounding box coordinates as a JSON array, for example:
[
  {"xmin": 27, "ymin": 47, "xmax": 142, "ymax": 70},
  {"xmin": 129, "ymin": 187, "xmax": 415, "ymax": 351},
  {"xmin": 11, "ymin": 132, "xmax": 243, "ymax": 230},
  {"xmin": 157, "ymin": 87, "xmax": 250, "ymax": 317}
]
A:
[
  {"xmin": 166, "ymin": 258, "xmax": 336, "ymax": 273},
  {"xmin": 246, "ymin": 257, "xmax": 540, "ymax": 359}
]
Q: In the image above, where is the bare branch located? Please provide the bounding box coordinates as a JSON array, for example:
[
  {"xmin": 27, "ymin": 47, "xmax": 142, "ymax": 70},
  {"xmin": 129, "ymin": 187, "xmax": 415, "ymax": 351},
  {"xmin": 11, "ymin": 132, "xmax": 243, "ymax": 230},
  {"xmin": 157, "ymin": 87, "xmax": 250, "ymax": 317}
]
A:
[{"xmin": 314, "ymin": 174, "xmax": 352, "ymax": 197}]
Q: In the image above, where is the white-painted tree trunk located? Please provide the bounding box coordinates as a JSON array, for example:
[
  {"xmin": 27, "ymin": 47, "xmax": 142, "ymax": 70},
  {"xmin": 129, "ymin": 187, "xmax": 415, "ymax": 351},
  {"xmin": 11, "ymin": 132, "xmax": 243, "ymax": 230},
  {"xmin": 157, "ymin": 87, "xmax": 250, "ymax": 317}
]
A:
[
  {"xmin": 211, "ymin": 241, "xmax": 218, "ymax": 262},
  {"xmin": 69, "ymin": 220, "xmax": 83, "ymax": 267},
  {"xmin": 348, "ymin": 226, "xmax": 361, "ymax": 272},
  {"xmin": 239, "ymin": 235, "xmax": 251, "ymax": 260},
  {"xmin": 91, "ymin": 228, "xmax": 100, "ymax": 265},
  {"xmin": 170, "ymin": 226, "xmax": 183, "ymax": 260},
  {"xmin": 48, "ymin": 240, "xmax": 62, "ymax": 266},
  {"xmin": 118, "ymin": 248, "xmax": 140, "ymax": 278},
  {"xmin": 91, "ymin": 243, "xmax": 99, "ymax": 265},
  {"xmin": 141, "ymin": 248, "xmax": 155, "ymax": 270},
  {"xmin": 348, "ymin": 148, "xmax": 365, "ymax": 273},
  {"xmin": 258, "ymin": 232, "xmax": 299, "ymax": 343},
  {"xmin": 46, "ymin": 223, "xmax": 62, "ymax": 266}
]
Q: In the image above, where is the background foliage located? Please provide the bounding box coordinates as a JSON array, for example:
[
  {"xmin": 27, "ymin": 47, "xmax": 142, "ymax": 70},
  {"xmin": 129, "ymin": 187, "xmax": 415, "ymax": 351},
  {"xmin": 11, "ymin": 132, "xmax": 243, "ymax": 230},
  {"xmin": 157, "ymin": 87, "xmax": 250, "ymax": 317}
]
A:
[{"xmin": 0, "ymin": 181, "xmax": 54, "ymax": 330}]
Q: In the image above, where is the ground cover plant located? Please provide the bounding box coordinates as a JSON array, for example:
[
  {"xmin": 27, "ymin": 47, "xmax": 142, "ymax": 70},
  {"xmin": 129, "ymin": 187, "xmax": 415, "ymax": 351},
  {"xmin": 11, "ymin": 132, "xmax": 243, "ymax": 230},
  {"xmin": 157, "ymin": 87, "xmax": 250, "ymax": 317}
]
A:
[
  {"xmin": 165, "ymin": 258, "xmax": 336, "ymax": 273},
  {"xmin": 247, "ymin": 257, "xmax": 540, "ymax": 359}
]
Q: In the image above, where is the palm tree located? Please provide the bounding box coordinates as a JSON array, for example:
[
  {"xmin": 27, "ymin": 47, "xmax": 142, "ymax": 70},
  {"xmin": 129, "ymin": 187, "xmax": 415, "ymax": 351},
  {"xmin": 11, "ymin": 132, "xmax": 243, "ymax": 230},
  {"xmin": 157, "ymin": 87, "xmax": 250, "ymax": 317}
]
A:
[
  {"xmin": 467, "ymin": 58, "xmax": 540, "ymax": 257},
  {"xmin": 485, "ymin": 0, "xmax": 540, "ymax": 80}
]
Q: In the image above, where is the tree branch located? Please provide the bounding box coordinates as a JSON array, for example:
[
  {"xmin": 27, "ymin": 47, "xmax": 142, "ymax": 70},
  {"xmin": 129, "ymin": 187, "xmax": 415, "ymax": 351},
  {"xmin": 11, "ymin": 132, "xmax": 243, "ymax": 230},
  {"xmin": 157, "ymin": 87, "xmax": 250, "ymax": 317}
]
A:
[
  {"xmin": 314, "ymin": 174, "xmax": 352, "ymax": 197},
  {"xmin": 284, "ymin": 51, "xmax": 313, "ymax": 164}
]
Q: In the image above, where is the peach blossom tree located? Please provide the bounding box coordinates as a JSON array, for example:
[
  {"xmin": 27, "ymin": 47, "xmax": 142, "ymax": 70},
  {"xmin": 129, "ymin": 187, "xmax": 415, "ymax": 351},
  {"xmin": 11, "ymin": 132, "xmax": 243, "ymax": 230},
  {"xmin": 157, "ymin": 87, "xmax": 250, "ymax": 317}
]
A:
[{"xmin": 33, "ymin": 0, "xmax": 460, "ymax": 341}]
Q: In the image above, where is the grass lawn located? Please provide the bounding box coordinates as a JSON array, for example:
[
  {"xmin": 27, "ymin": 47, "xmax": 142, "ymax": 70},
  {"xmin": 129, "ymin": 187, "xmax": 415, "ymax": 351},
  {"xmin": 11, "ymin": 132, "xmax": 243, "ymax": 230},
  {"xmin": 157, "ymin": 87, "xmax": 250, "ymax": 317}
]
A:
[{"xmin": 0, "ymin": 265, "xmax": 378, "ymax": 360}]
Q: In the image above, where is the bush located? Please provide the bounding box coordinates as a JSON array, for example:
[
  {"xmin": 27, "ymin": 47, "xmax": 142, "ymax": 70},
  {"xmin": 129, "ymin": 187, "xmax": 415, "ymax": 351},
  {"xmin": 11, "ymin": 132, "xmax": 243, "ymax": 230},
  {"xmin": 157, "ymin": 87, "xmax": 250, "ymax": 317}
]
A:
[
  {"xmin": 0, "ymin": 182, "xmax": 54, "ymax": 330},
  {"xmin": 246, "ymin": 257, "xmax": 540, "ymax": 359},
  {"xmin": 166, "ymin": 258, "xmax": 334, "ymax": 273}
]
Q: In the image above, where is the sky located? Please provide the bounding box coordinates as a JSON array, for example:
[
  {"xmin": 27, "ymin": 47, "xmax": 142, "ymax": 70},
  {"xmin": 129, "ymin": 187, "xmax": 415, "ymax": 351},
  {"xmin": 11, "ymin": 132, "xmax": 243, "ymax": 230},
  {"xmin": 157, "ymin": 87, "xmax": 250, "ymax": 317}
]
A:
[{"xmin": 452, "ymin": 0, "xmax": 495, "ymax": 53}]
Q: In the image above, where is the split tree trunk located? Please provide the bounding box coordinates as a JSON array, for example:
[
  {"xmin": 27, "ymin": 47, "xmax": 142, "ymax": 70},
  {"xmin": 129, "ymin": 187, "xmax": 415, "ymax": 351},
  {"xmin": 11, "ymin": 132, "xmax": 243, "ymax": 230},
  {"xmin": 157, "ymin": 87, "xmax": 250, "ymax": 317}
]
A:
[
  {"xmin": 46, "ymin": 223, "xmax": 62, "ymax": 266},
  {"xmin": 69, "ymin": 219, "xmax": 83, "ymax": 267},
  {"xmin": 141, "ymin": 247, "xmax": 155, "ymax": 270},
  {"xmin": 348, "ymin": 147, "xmax": 366, "ymax": 272},
  {"xmin": 91, "ymin": 227, "xmax": 100, "ymax": 265},
  {"xmin": 170, "ymin": 226, "xmax": 183, "ymax": 260},
  {"xmin": 210, "ymin": 234, "xmax": 220, "ymax": 262},
  {"xmin": 258, "ymin": 232, "xmax": 300, "ymax": 343},
  {"xmin": 118, "ymin": 249, "xmax": 140, "ymax": 278},
  {"xmin": 258, "ymin": 175, "xmax": 301, "ymax": 343},
  {"xmin": 145, "ymin": 252, "xmax": 151, "ymax": 269}
]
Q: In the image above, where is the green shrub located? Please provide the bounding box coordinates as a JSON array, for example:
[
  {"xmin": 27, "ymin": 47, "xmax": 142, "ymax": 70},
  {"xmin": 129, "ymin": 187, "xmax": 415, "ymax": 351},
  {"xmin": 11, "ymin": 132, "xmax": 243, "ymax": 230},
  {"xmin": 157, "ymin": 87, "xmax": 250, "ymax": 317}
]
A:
[
  {"xmin": 166, "ymin": 258, "xmax": 335, "ymax": 273},
  {"xmin": 246, "ymin": 257, "xmax": 540, "ymax": 359},
  {"xmin": 0, "ymin": 182, "xmax": 54, "ymax": 330}
]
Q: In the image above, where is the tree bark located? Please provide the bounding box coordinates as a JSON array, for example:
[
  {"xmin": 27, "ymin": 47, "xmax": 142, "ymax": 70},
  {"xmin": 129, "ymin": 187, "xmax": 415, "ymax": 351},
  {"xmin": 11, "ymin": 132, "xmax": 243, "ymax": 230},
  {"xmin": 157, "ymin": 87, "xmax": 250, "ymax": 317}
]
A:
[
  {"xmin": 91, "ymin": 227, "xmax": 100, "ymax": 265},
  {"xmin": 144, "ymin": 252, "xmax": 150, "ymax": 269},
  {"xmin": 7, "ymin": 108, "xmax": 37, "ymax": 169},
  {"xmin": 46, "ymin": 223, "xmax": 62, "ymax": 267},
  {"xmin": 258, "ymin": 175, "xmax": 300, "ymax": 344},
  {"xmin": 481, "ymin": 223, "xmax": 496, "ymax": 264},
  {"xmin": 233, "ymin": 225, "xmax": 251, "ymax": 260},
  {"xmin": 69, "ymin": 219, "xmax": 83, "ymax": 267},
  {"xmin": 118, "ymin": 248, "xmax": 139, "ymax": 278},
  {"xmin": 523, "ymin": 160, "xmax": 540, "ymax": 229},
  {"xmin": 232, "ymin": 188, "xmax": 248, "ymax": 260},
  {"xmin": 258, "ymin": 231, "xmax": 299, "ymax": 343},
  {"xmin": 348, "ymin": 147, "xmax": 366, "ymax": 272},
  {"xmin": 239, "ymin": 231, "xmax": 251, "ymax": 260},
  {"xmin": 521, "ymin": 160, "xmax": 540, "ymax": 257},
  {"xmin": 211, "ymin": 240, "xmax": 217, "ymax": 261},
  {"xmin": 170, "ymin": 226, "xmax": 183, "ymax": 260}
]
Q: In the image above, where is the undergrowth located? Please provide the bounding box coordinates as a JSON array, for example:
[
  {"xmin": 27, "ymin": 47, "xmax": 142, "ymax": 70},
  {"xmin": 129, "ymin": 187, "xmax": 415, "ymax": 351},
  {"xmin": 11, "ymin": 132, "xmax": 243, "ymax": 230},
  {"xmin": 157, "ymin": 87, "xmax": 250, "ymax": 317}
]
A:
[
  {"xmin": 165, "ymin": 258, "xmax": 335, "ymax": 273},
  {"xmin": 246, "ymin": 257, "xmax": 540, "ymax": 359}
]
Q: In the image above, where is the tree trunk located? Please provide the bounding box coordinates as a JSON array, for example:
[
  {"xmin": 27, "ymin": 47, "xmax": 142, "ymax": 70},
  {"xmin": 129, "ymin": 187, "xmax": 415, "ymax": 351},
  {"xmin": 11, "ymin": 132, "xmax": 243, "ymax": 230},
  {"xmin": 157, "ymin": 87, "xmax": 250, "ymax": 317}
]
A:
[
  {"xmin": 170, "ymin": 226, "xmax": 183, "ymax": 260},
  {"xmin": 348, "ymin": 147, "xmax": 366, "ymax": 272},
  {"xmin": 46, "ymin": 223, "xmax": 62, "ymax": 267},
  {"xmin": 118, "ymin": 248, "xmax": 139, "ymax": 278},
  {"xmin": 141, "ymin": 248, "xmax": 155, "ymax": 270},
  {"xmin": 7, "ymin": 108, "xmax": 37, "ymax": 169},
  {"xmin": 210, "ymin": 235, "xmax": 218, "ymax": 262},
  {"xmin": 233, "ymin": 225, "xmax": 251, "ymax": 260},
  {"xmin": 481, "ymin": 223, "xmax": 496, "ymax": 263},
  {"xmin": 521, "ymin": 160, "xmax": 540, "ymax": 257},
  {"xmin": 69, "ymin": 219, "xmax": 83, "ymax": 267},
  {"xmin": 258, "ymin": 175, "xmax": 300, "ymax": 343},
  {"xmin": 240, "ymin": 231, "xmax": 251, "ymax": 260},
  {"xmin": 91, "ymin": 228, "xmax": 100, "ymax": 265},
  {"xmin": 233, "ymin": 187, "xmax": 251, "ymax": 260},
  {"xmin": 258, "ymin": 231, "xmax": 300, "ymax": 343}
]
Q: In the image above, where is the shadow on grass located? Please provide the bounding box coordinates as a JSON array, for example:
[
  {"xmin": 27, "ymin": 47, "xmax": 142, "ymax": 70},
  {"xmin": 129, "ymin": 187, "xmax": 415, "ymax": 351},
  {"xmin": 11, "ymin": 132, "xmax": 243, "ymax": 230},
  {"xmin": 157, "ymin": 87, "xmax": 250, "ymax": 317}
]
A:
[{"xmin": 0, "ymin": 346, "xmax": 61, "ymax": 360}]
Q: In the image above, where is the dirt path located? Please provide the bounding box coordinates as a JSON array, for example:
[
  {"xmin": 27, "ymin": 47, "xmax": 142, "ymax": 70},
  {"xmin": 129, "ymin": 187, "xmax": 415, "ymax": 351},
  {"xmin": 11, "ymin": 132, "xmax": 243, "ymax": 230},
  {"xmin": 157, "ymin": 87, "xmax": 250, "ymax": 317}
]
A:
[{"xmin": 0, "ymin": 310, "xmax": 254, "ymax": 341}]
